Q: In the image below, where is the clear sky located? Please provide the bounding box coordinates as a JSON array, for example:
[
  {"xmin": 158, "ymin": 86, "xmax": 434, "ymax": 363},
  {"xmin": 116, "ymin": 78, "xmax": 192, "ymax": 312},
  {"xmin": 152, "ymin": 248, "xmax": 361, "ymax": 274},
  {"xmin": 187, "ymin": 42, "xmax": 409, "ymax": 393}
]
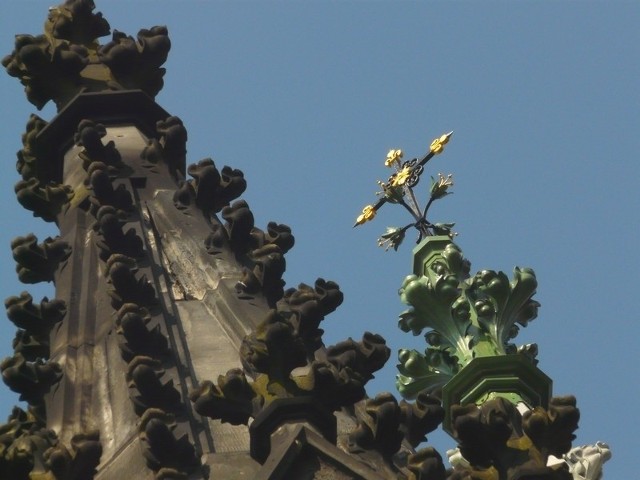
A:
[{"xmin": 1, "ymin": 1, "xmax": 637, "ymax": 477}]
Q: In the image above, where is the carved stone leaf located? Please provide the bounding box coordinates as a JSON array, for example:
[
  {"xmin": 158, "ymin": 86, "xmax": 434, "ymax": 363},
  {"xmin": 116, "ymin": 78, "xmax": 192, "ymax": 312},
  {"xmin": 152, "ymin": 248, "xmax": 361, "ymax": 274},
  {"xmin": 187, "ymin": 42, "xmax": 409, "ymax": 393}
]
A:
[
  {"xmin": 15, "ymin": 178, "xmax": 74, "ymax": 222},
  {"xmin": 11, "ymin": 235, "xmax": 71, "ymax": 284},
  {"xmin": 190, "ymin": 369, "xmax": 258, "ymax": 425},
  {"xmin": 5, "ymin": 292, "xmax": 66, "ymax": 335}
]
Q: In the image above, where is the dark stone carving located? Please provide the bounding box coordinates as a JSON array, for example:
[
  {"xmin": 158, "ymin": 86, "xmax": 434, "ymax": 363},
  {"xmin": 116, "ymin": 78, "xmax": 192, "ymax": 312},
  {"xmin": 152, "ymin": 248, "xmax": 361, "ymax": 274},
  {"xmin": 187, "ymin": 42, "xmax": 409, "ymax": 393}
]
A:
[
  {"xmin": 189, "ymin": 368, "xmax": 259, "ymax": 426},
  {"xmin": 220, "ymin": 200, "xmax": 255, "ymax": 254},
  {"xmin": 15, "ymin": 177, "xmax": 74, "ymax": 223},
  {"xmin": 173, "ymin": 159, "xmax": 246, "ymax": 214},
  {"xmin": 0, "ymin": 353, "xmax": 62, "ymax": 405},
  {"xmin": 6, "ymin": 292, "xmax": 66, "ymax": 336},
  {"xmin": 45, "ymin": 430, "xmax": 102, "ymax": 480},
  {"xmin": 94, "ymin": 205, "xmax": 144, "ymax": 260},
  {"xmin": 349, "ymin": 391, "xmax": 444, "ymax": 459},
  {"xmin": 138, "ymin": 408, "xmax": 200, "ymax": 475},
  {"xmin": 237, "ymin": 244, "xmax": 286, "ymax": 305},
  {"xmin": 277, "ymin": 279, "xmax": 344, "ymax": 354},
  {"xmin": 349, "ymin": 393, "xmax": 406, "ymax": 458},
  {"xmin": 16, "ymin": 115, "xmax": 48, "ymax": 181},
  {"xmin": 235, "ymin": 222, "xmax": 295, "ymax": 304},
  {"xmin": 0, "ymin": 407, "xmax": 58, "ymax": 479},
  {"xmin": 11, "ymin": 235, "xmax": 71, "ymax": 284},
  {"xmin": 2, "ymin": 33, "xmax": 89, "ymax": 109},
  {"xmin": 406, "ymin": 447, "xmax": 446, "ymax": 480},
  {"xmin": 522, "ymin": 396, "xmax": 580, "ymax": 461},
  {"xmin": 308, "ymin": 333, "xmax": 390, "ymax": 411},
  {"xmin": 46, "ymin": 0, "xmax": 111, "ymax": 45},
  {"xmin": 193, "ymin": 269, "xmax": 389, "ymax": 432},
  {"xmin": 105, "ymin": 254, "xmax": 156, "ymax": 309},
  {"xmin": 74, "ymin": 120, "xmax": 122, "ymax": 171},
  {"xmin": 116, "ymin": 303, "xmax": 169, "ymax": 362},
  {"xmin": 3, "ymin": 0, "xmax": 172, "ymax": 110},
  {"xmin": 251, "ymin": 221, "xmax": 295, "ymax": 255},
  {"xmin": 127, "ymin": 356, "xmax": 181, "ymax": 415},
  {"xmin": 87, "ymin": 162, "xmax": 134, "ymax": 216},
  {"xmin": 240, "ymin": 309, "xmax": 308, "ymax": 379},
  {"xmin": 98, "ymin": 26, "xmax": 171, "ymax": 99},
  {"xmin": 449, "ymin": 396, "xmax": 578, "ymax": 479},
  {"xmin": 190, "ymin": 195, "xmax": 295, "ymax": 304},
  {"xmin": 203, "ymin": 223, "xmax": 230, "ymax": 254},
  {"xmin": 12, "ymin": 331, "xmax": 50, "ymax": 362},
  {"xmin": 249, "ymin": 397, "xmax": 337, "ymax": 464},
  {"xmin": 154, "ymin": 116, "xmax": 188, "ymax": 176},
  {"xmin": 195, "ymin": 321, "xmax": 389, "ymax": 428},
  {"xmin": 400, "ymin": 391, "xmax": 445, "ymax": 448},
  {"xmin": 188, "ymin": 159, "xmax": 247, "ymax": 214},
  {"xmin": 6, "ymin": 293, "xmax": 66, "ymax": 361}
]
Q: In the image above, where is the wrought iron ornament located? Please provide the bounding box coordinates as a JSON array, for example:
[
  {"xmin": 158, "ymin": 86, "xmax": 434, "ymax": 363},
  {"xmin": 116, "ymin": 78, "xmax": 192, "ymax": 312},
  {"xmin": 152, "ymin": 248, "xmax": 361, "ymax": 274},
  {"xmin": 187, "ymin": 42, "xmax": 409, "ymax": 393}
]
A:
[{"xmin": 354, "ymin": 131, "xmax": 455, "ymax": 247}]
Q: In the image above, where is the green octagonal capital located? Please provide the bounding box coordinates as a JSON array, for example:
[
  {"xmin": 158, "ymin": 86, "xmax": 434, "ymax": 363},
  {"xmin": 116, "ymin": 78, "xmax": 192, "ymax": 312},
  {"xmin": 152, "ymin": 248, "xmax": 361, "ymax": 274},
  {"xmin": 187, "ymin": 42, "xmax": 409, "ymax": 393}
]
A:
[
  {"xmin": 441, "ymin": 355, "xmax": 552, "ymax": 437},
  {"xmin": 412, "ymin": 235, "xmax": 453, "ymax": 277}
]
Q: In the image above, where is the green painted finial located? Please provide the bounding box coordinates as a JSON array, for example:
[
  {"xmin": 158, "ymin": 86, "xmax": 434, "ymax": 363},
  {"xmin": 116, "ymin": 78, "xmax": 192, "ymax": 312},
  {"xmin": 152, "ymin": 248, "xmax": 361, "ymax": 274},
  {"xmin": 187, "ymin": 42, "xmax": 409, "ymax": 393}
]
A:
[
  {"xmin": 395, "ymin": 236, "xmax": 551, "ymax": 434},
  {"xmin": 354, "ymin": 132, "xmax": 552, "ymax": 436}
]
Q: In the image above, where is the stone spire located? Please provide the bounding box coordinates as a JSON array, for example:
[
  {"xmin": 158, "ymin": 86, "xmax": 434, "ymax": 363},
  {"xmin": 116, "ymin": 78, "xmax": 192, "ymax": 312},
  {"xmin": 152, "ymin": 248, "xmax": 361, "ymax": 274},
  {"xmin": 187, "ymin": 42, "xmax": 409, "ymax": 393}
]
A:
[{"xmin": 1, "ymin": 2, "xmax": 448, "ymax": 478}]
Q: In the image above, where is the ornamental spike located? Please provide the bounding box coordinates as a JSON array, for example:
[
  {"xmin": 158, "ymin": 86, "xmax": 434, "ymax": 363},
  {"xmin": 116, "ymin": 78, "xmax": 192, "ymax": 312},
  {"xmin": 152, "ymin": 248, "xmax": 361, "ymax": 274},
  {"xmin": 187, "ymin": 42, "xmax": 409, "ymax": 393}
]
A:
[
  {"xmin": 353, "ymin": 205, "xmax": 377, "ymax": 227},
  {"xmin": 429, "ymin": 131, "xmax": 453, "ymax": 155}
]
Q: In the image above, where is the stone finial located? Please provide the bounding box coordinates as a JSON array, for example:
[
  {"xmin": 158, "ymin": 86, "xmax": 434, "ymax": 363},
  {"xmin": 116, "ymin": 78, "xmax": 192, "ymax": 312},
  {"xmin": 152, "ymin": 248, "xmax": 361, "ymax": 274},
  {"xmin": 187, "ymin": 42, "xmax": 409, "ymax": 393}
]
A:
[{"xmin": 3, "ymin": 0, "xmax": 170, "ymax": 111}]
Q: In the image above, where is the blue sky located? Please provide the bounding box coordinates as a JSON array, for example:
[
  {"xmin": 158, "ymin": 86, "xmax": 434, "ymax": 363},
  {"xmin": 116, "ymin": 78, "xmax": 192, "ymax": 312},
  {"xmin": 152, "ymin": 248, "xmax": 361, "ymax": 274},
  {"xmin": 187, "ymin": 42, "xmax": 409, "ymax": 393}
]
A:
[{"xmin": 1, "ymin": 1, "xmax": 638, "ymax": 476}]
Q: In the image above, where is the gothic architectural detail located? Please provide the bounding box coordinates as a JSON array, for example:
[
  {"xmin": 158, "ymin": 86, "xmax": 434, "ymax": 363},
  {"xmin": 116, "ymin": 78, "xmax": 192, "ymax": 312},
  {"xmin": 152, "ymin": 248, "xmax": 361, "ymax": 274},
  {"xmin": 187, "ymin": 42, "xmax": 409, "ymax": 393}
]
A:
[
  {"xmin": 115, "ymin": 304, "xmax": 169, "ymax": 362},
  {"xmin": 181, "ymin": 159, "xmax": 247, "ymax": 214},
  {"xmin": 393, "ymin": 237, "xmax": 552, "ymax": 436},
  {"xmin": 98, "ymin": 26, "xmax": 170, "ymax": 98},
  {"xmin": 17, "ymin": 115, "xmax": 48, "ymax": 181},
  {"xmin": 142, "ymin": 116, "xmax": 188, "ymax": 177},
  {"xmin": 396, "ymin": 239, "xmax": 541, "ymax": 400},
  {"xmin": 87, "ymin": 162, "xmax": 134, "ymax": 216},
  {"xmin": 11, "ymin": 235, "xmax": 71, "ymax": 284},
  {"xmin": 94, "ymin": 206, "xmax": 144, "ymax": 260},
  {"xmin": 0, "ymin": 407, "xmax": 58, "ymax": 479},
  {"xmin": 105, "ymin": 254, "xmax": 157, "ymax": 309},
  {"xmin": 406, "ymin": 448, "xmax": 447, "ymax": 480},
  {"xmin": 15, "ymin": 178, "xmax": 74, "ymax": 223},
  {"xmin": 2, "ymin": 0, "xmax": 168, "ymax": 110},
  {"xmin": 1, "ymin": 1, "xmax": 610, "ymax": 479},
  {"xmin": 89, "ymin": 165, "xmax": 202, "ymax": 477},
  {"xmin": 563, "ymin": 442, "xmax": 611, "ymax": 480},
  {"xmin": 6, "ymin": 293, "xmax": 66, "ymax": 339},
  {"xmin": 75, "ymin": 120, "xmax": 123, "ymax": 172},
  {"xmin": 0, "ymin": 353, "xmax": 62, "ymax": 407},
  {"xmin": 447, "ymin": 396, "xmax": 579, "ymax": 479},
  {"xmin": 6, "ymin": 292, "xmax": 66, "ymax": 361},
  {"xmin": 137, "ymin": 409, "xmax": 200, "ymax": 476},
  {"xmin": 191, "ymin": 304, "xmax": 391, "ymax": 426},
  {"xmin": 44, "ymin": 430, "xmax": 102, "ymax": 480}
]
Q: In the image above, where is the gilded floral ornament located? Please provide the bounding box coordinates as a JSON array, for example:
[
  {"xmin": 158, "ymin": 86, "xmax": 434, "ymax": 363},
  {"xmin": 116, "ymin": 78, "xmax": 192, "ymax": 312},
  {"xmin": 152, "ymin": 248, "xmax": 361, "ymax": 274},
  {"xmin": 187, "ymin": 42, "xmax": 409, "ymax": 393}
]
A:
[
  {"xmin": 385, "ymin": 149, "xmax": 403, "ymax": 168},
  {"xmin": 390, "ymin": 166, "xmax": 412, "ymax": 187},
  {"xmin": 354, "ymin": 131, "xmax": 455, "ymax": 249},
  {"xmin": 429, "ymin": 131, "xmax": 453, "ymax": 155},
  {"xmin": 354, "ymin": 205, "xmax": 376, "ymax": 227}
]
